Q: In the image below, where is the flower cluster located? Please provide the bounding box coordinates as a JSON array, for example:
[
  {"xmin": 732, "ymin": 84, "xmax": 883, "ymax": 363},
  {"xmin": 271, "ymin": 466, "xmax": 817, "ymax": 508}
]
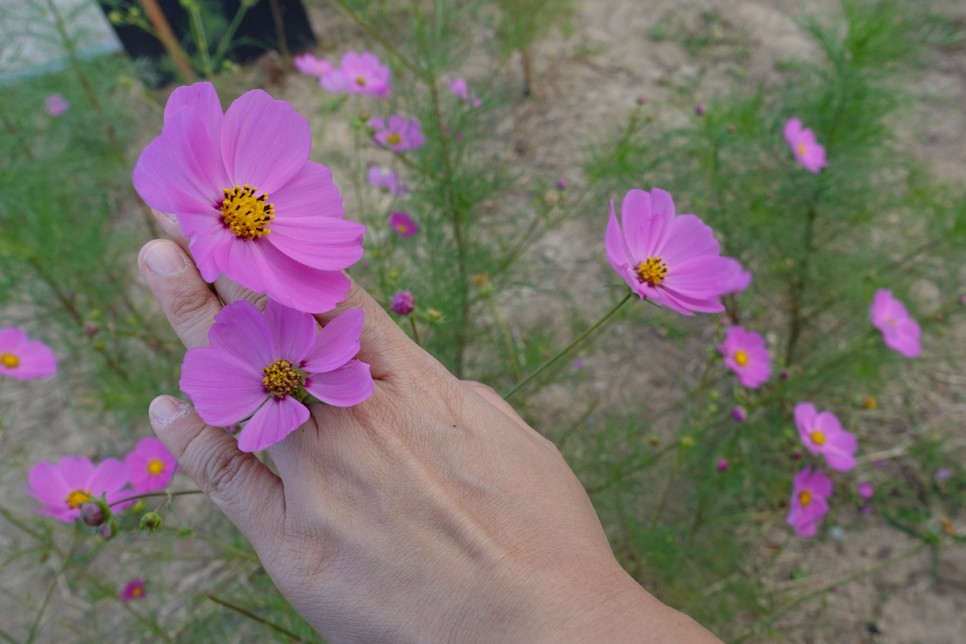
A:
[{"xmin": 295, "ymin": 51, "xmax": 391, "ymax": 98}]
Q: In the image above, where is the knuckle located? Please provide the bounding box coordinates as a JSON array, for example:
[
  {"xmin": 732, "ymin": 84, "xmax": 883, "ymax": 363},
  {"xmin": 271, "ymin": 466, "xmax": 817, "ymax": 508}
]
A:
[
  {"xmin": 166, "ymin": 283, "xmax": 214, "ymax": 327},
  {"xmin": 186, "ymin": 430, "xmax": 256, "ymax": 507}
]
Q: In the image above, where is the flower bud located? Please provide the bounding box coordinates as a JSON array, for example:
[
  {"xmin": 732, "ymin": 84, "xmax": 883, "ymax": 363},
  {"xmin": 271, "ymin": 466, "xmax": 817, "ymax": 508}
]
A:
[
  {"xmin": 79, "ymin": 502, "xmax": 105, "ymax": 527},
  {"xmin": 694, "ymin": 103, "xmax": 706, "ymax": 115},
  {"xmin": 425, "ymin": 308, "xmax": 443, "ymax": 324},
  {"xmin": 98, "ymin": 521, "xmax": 116, "ymax": 541},
  {"xmin": 715, "ymin": 458, "xmax": 729, "ymax": 472},
  {"xmin": 731, "ymin": 406, "xmax": 747, "ymax": 422},
  {"xmin": 140, "ymin": 512, "xmax": 162, "ymax": 532}
]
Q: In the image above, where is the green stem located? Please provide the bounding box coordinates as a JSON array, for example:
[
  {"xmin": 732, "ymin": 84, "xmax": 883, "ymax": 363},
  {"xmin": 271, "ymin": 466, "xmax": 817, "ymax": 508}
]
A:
[
  {"xmin": 409, "ymin": 315, "xmax": 421, "ymax": 345},
  {"xmin": 186, "ymin": 2, "xmax": 213, "ymax": 78},
  {"xmin": 503, "ymin": 292, "xmax": 633, "ymax": 400},
  {"xmin": 109, "ymin": 489, "xmax": 203, "ymax": 508},
  {"xmin": 212, "ymin": 0, "xmax": 255, "ymax": 65},
  {"xmin": 26, "ymin": 531, "xmax": 77, "ymax": 644},
  {"xmin": 488, "ymin": 299, "xmax": 523, "ymax": 379},
  {"xmin": 206, "ymin": 594, "xmax": 305, "ymax": 641}
]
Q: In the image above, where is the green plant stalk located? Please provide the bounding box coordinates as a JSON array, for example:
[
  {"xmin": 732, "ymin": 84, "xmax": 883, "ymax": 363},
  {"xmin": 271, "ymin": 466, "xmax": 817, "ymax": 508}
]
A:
[
  {"xmin": 409, "ymin": 316, "xmax": 421, "ymax": 345},
  {"xmin": 503, "ymin": 292, "xmax": 633, "ymax": 400},
  {"xmin": 26, "ymin": 531, "xmax": 78, "ymax": 644},
  {"xmin": 109, "ymin": 489, "xmax": 203, "ymax": 507},
  {"xmin": 206, "ymin": 594, "xmax": 305, "ymax": 642},
  {"xmin": 185, "ymin": 1, "xmax": 213, "ymax": 78},
  {"xmin": 488, "ymin": 299, "xmax": 523, "ymax": 379},
  {"xmin": 784, "ymin": 199, "xmax": 818, "ymax": 365},
  {"xmin": 649, "ymin": 446, "xmax": 683, "ymax": 530},
  {"xmin": 212, "ymin": 1, "xmax": 256, "ymax": 65}
]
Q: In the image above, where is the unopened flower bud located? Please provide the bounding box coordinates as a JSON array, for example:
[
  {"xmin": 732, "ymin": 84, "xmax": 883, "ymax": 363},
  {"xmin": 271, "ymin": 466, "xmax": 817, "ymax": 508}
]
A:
[
  {"xmin": 425, "ymin": 308, "xmax": 443, "ymax": 324},
  {"xmin": 390, "ymin": 291, "xmax": 415, "ymax": 316},
  {"xmin": 80, "ymin": 502, "xmax": 105, "ymax": 527},
  {"xmin": 715, "ymin": 458, "xmax": 729, "ymax": 472},
  {"xmin": 140, "ymin": 512, "xmax": 162, "ymax": 532},
  {"xmin": 694, "ymin": 103, "xmax": 706, "ymax": 115},
  {"xmin": 98, "ymin": 521, "xmax": 116, "ymax": 541},
  {"xmin": 731, "ymin": 406, "xmax": 747, "ymax": 422},
  {"xmin": 680, "ymin": 436, "xmax": 695, "ymax": 449}
]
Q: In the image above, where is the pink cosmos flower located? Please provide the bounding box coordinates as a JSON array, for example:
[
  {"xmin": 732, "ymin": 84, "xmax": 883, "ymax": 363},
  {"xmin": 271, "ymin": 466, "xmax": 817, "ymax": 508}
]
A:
[
  {"xmin": 391, "ymin": 291, "xmax": 415, "ymax": 316},
  {"xmin": 717, "ymin": 326, "xmax": 771, "ymax": 388},
  {"xmin": 370, "ymin": 115, "xmax": 425, "ymax": 152},
  {"xmin": 368, "ymin": 166, "xmax": 406, "ymax": 196},
  {"xmin": 857, "ymin": 482, "xmax": 874, "ymax": 499},
  {"xmin": 120, "ymin": 578, "xmax": 146, "ymax": 602},
  {"xmin": 604, "ymin": 188, "xmax": 745, "ymax": 315},
  {"xmin": 715, "ymin": 458, "xmax": 729, "ymax": 472},
  {"xmin": 787, "ymin": 466, "xmax": 833, "ymax": 537},
  {"xmin": 124, "ymin": 437, "xmax": 178, "ymax": 493},
  {"xmin": 731, "ymin": 406, "xmax": 747, "ymax": 422},
  {"xmin": 794, "ymin": 402, "xmax": 857, "ymax": 472},
  {"xmin": 389, "ymin": 211, "xmax": 418, "ymax": 237},
  {"xmin": 25, "ymin": 456, "xmax": 130, "ymax": 522},
  {"xmin": 294, "ymin": 53, "xmax": 331, "ymax": 77},
  {"xmin": 447, "ymin": 77, "xmax": 481, "ymax": 107},
  {"xmin": 0, "ymin": 328, "xmax": 57, "ymax": 380},
  {"xmin": 321, "ymin": 51, "xmax": 391, "ymax": 97},
  {"xmin": 133, "ymin": 82, "xmax": 364, "ymax": 313},
  {"xmin": 869, "ymin": 289, "xmax": 921, "ymax": 358},
  {"xmin": 44, "ymin": 93, "xmax": 70, "ymax": 116},
  {"xmin": 784, "ymin": 118, "xmax": 828, "ymax": 173},
  {"xmin": 180, "ymin": 300, "xmax": 374, "ymax": 453}
]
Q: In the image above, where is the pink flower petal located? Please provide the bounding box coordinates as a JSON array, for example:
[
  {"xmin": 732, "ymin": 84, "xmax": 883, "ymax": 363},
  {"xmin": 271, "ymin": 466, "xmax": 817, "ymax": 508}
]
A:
[
  {"xmin": 27, "ymin": 461, "xmax": 70, "ymax": 505},
  {"xmin": 163, "ymin": 82, "xmax": 223, "ymax": 149},
  {"xmin": 303, "ymin": 309, "xmax": 364, "ymax": 373},
  {"xmin": 658, "ymin": 214, "xmax": 720, "ymax": 265},
  {"xmin": 264, "ymin": 300, "xmax": 316, "ymax": 364},
  {"xmin": 58, "ymin": 455, "xmax": 95, "ymax": 486},
  {"xmin": 794, "ymin": 402, "xmax": 817, "ymax": 430},
  {"xmin": 619, "ymin": 189, "xmax": 656, "ymax": 257},
  {"xmin": 89, "ymin": 458, "xmax": 130, "ymax": 494},
  {"xmin": 783, "ymin": 118, "xmax": 802, "ymax": 147},
  {"xmin": 221, "ymin": 90, "xmax": 311, "ymax": 194},
  {"xmin": 268, "ymin": 217, "xmax": 365, "ymax": 271},
  {"xmin": 605, "ymin": 200, "xmax": 634, "ymax": 276},
  {"xmin": 664, "ymin": 255, "xmax": 732, "ymax": 299},
  {"xmin": 269, "ymin": 161, "xmax": 344, "ymax": 219},
  {"xmin": 208, "ymin": 301, "xmax": 275, "ymax": 368},
  {"xmin": 247, "ymin": 242, "xmax": 352, "ymax": 314},
  {"xmin": 180, "ymin": 347, "xmax": 268, "ymax": 426},
  {"xmin": 305, "ymin": 360, "xmax": 374, "ymax": 406},
  {"xmin": 236, "ymin": 396, "xmax": 309, "ymax": 452}
]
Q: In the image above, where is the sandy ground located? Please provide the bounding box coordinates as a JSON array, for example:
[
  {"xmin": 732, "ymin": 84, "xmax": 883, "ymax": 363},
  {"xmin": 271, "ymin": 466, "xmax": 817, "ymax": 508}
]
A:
[{"xmin": 1, "ymin": 0, "xmax": 963, "ymax": 642}]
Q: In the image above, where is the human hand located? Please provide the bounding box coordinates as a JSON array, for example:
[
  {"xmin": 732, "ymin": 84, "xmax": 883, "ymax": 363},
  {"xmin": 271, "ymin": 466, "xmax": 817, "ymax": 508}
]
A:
[{"xmin": 137, "ymin": 225, "xmax": 717, "ymax": 642}]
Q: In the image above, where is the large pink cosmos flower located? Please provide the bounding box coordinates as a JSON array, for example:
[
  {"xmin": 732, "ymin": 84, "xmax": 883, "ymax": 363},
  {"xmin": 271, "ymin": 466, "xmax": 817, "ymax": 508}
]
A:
[
  {"xmin": 784, "ymin": 118, "xmax": 827, "ymax": 173},
  {"xmin": 25, "ymin": 456, "xmax": 130, "ymax": 522},
  {"xmin": 604, "ymin": 188, "xmax": 745, "ymax": 315},
  {"xmin": 370, "ymin": 115, "xmax": 425, "ymax": 152},
  {"xmin": 717, "ymin": 325, "xmax": 771, "ymax": 388},
  {"xmin": 0, "ymin": 328, "xmax": 57, "ymax": 380},
  {"xmin": 787, "ymin": 466, "xmax": 833, "ymax": 537},
  {"xmin": 794, "ymin": 402, "xmax": 857, "ymax": 472},
  {"xmin": 124, "ymin": 437, "xmax": 178, "ymax": 493},
  {"xmin": 869, "ymin": 289, "xmax": 921, "ymax": 358},
  {"xmin": 132, "ymin": 82, "xmax": 365, "ymax": 313},
  {"xmin": 180, "ymin": 300, "xmax": 374, "ymax": 453},
  {"xmin": 320, "ymin": 51, "xmax": 391, "ymax": 97}
]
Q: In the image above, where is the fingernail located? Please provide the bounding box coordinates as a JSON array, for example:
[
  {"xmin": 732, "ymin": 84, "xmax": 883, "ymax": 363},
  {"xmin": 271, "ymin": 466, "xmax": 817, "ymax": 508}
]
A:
[
  {"xmin": 145, "ymin": 242, "xmax": 187, "ymax": 276},
  {"xmin": 149, "ymin": 396, "xmax": 189, "ymax": 428}
]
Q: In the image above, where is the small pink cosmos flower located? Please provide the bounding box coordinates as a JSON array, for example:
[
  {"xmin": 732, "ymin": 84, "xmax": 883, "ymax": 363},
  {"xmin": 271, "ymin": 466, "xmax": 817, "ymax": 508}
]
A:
[
  {"xmin": 370, "ymin": 115, "xmax": 425, "ymax": 152},
  {"xmin": 321, "ymin": 51, "xmax": 391, "ymax": 97},
  {"xmin": 294, "ymin": 53, "xmax": 332, "ymax": 77},
  {"xmin": 25, "ymin": 456, "xmax": 130, "ymax": 522},
  {"xmin": 731, "ymin": 406, "xmax": 747, "ymax": 422},
  {"xmin": 133, "ymin": 83, "xmax": 364, "ymax": 314},
  {"xmin": 120, "ymin": 578, "xmax": 146, "ymax": 602},
  {"xmin": 124, "ymin": 437, "xmax": 178, "ymax": 493},
  {"xmin": 604, "ymin": 188, "xmax": 745, "ymax": 315},
  {"xmin": 787, "ymin": 466, "xmax": 833, "ymax": 537},
  {"xmin": 794, "ymin": 402, "xmax": 857, "ymax": 472},
  {"xmin": 447, "ymin": 77, "xmax": 481, "ymax": 107},
  {"xmin": 715, "ymin": 458, "xmax": 729, "ymax": 472},
  {"xmin": 389, "ymin": 211, "xmax": 418, "ymax": 237},
  {"xmin": 869, "ymin": 289, "xmax": 921, "ymax": 358},
  {"xmin": 784, "ymin": 118, "xmax": 828, "ymax": 173},
  {"xmin": 45, "ymin": 93, "xmax": 70, "ymax": 116},
  {"xmin": 0, "ymin": 328, "xmax": 57, "ymax": 380},
  {"xmin": 368, "ymin": 166, "xmax": 406, "ymax": 196},
  {"xmin": 857, "ymin": 482, "xmax": 874, "ymax": 499},
  {"xmin": 717, "ymin": 326, "xmax": 771, "ymax": 388},
  {"xmin": 391, "ymin": 291, "xmax": 415, "ymax": 316},
  {"xmin": 180, "ymin": 300, "xmax": 374, "ymax": 453}
]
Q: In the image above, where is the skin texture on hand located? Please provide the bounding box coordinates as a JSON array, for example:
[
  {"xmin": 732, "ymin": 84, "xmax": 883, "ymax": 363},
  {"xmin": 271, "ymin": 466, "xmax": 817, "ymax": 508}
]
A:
[{"xmin": 138, "ymin": 214, "xmax": 719, "ymax": 643}]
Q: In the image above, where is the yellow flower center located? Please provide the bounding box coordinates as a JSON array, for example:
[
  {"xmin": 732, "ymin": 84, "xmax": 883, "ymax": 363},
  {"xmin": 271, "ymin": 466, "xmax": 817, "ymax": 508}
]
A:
[
  {"xmin": 733, "ymin": 350, "xmax": 749, "ymax": 366},
  {"xmin": 798, "ymin": 490, "xmax": 812, "ymax": 507},
  {"xmin": 810, "ymin": 431, "xmax": 826, "ymax": 446},
  {"xmin": 220, "ymin": 184, "xmax": 274, "ymax": 240},
  {"xmin": 635, "ymin": 257, "xmax": 668, "ymax": 287},
  {"xmin": 66, "ymin": 489, "xmax": 92, "ymax": 509},
  {"xmin": 146, "ymin": 458, "xmax": 165, "ymax": 476},
  {"xmin": 131, "ymin": 586, "xmax": 144, "ymax": 598},
  {"xmin": 262, "ymin": 359, "xmax": 303, "ymax": 398},
  {"xmin": 355, "ymin": 75, "xmax": 367, "ymax": 87},
  {"xmin": 394, "ymin": 223, "xmax": 408, "ymax": 233},
  {"xmin": 387, "ymin": 132, "xmax": 402, "ymax": 146},
  {"xmin": 797, "ymin": 143, "xmax": 807, "ymax": 156},
  {"xmin": 1, "ymin": 353, "xmax": 20, "ymax": 368}
]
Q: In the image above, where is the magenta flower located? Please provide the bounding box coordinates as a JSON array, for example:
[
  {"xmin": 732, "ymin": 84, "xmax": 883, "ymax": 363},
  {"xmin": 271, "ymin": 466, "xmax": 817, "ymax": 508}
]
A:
[
  {"xmin": 786, "ymin": 467, "xmax": 833, "ymax": 537},
  {"xmin": 784, "ymin": 118, "xmax": 828, "ymax": 173},
  {"xmin": 794, "ymin": 402, "xmax": 857, "ymax": 472},
  {"xmin": 294, "ymin": 53, "xmax": 331, "ymax": 77},
  {"xmin": 391, "ymin": 291, "xmax": 415, "ymax": 316},
  {"xmin": 731, "ymin": 406, "xmax": 747, "ymax": 422},
  {"xmin": 321, "ymin": 51, "xmax": 391, "ymax": 97},
  {"xmin": 717, "ymin": 326, "xmax": 771, "ymax": 388},
  {"xmin": 857, "ymin": 482, "xmax": 874, "ymax": 499},
  {"xmin": 447, "ymin": 77, "xmax": 481, "ymax": 107},
  {"xmin": 715, "ymin": 458, "xmax": 729, "ymax": 472},
  {"xmin": 370, "ymin": 115, "xmax": 425, "ymax": 152},
  {"xmin": 604, "ymin": 188, "xmax": 745, "ymax": 315},
  {"xmin": 25, "ymin": 456, "xmax": 130, "ymax": 522},
  {"xmin": 869, "ymin": 289, "xmax": 921, "ymax": 358},
  {"xmin": 368, "ymin": 166, "xmax": 406, "ymax": 196},
  {"xmin": 694, "ymin": 103, "xmax": 706, "ymax": 115},
  {"xmin": 389, "ymin": 211, "xmax": 418, "ymax": 238},
  {"xmin": 124, "ymin": 437, "xmax": 178, "ymax": 493},
  {"xmin": 180, "ymin": 300, "xmax": 374, "ymax": 453},
  {"xmin": 120, "ymin": 578, "xmax": 146, "ymax": 602},
  {"xmin": 0, "ymin": 328, "xmax": 57, "ymax": 380},
  {"xmin": 133, "ymin": 83, "xmax": 364, "ymax": 313},
  {"xmin": 44, "ymin": 93, "xmax": 70, "ymax": 116}
]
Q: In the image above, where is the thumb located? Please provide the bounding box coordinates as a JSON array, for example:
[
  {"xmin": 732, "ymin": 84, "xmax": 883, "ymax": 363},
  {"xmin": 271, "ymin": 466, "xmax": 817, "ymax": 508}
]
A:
[{"xmin": 149, "ymin": 395, "xmax": 285, "ymax": 553}]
